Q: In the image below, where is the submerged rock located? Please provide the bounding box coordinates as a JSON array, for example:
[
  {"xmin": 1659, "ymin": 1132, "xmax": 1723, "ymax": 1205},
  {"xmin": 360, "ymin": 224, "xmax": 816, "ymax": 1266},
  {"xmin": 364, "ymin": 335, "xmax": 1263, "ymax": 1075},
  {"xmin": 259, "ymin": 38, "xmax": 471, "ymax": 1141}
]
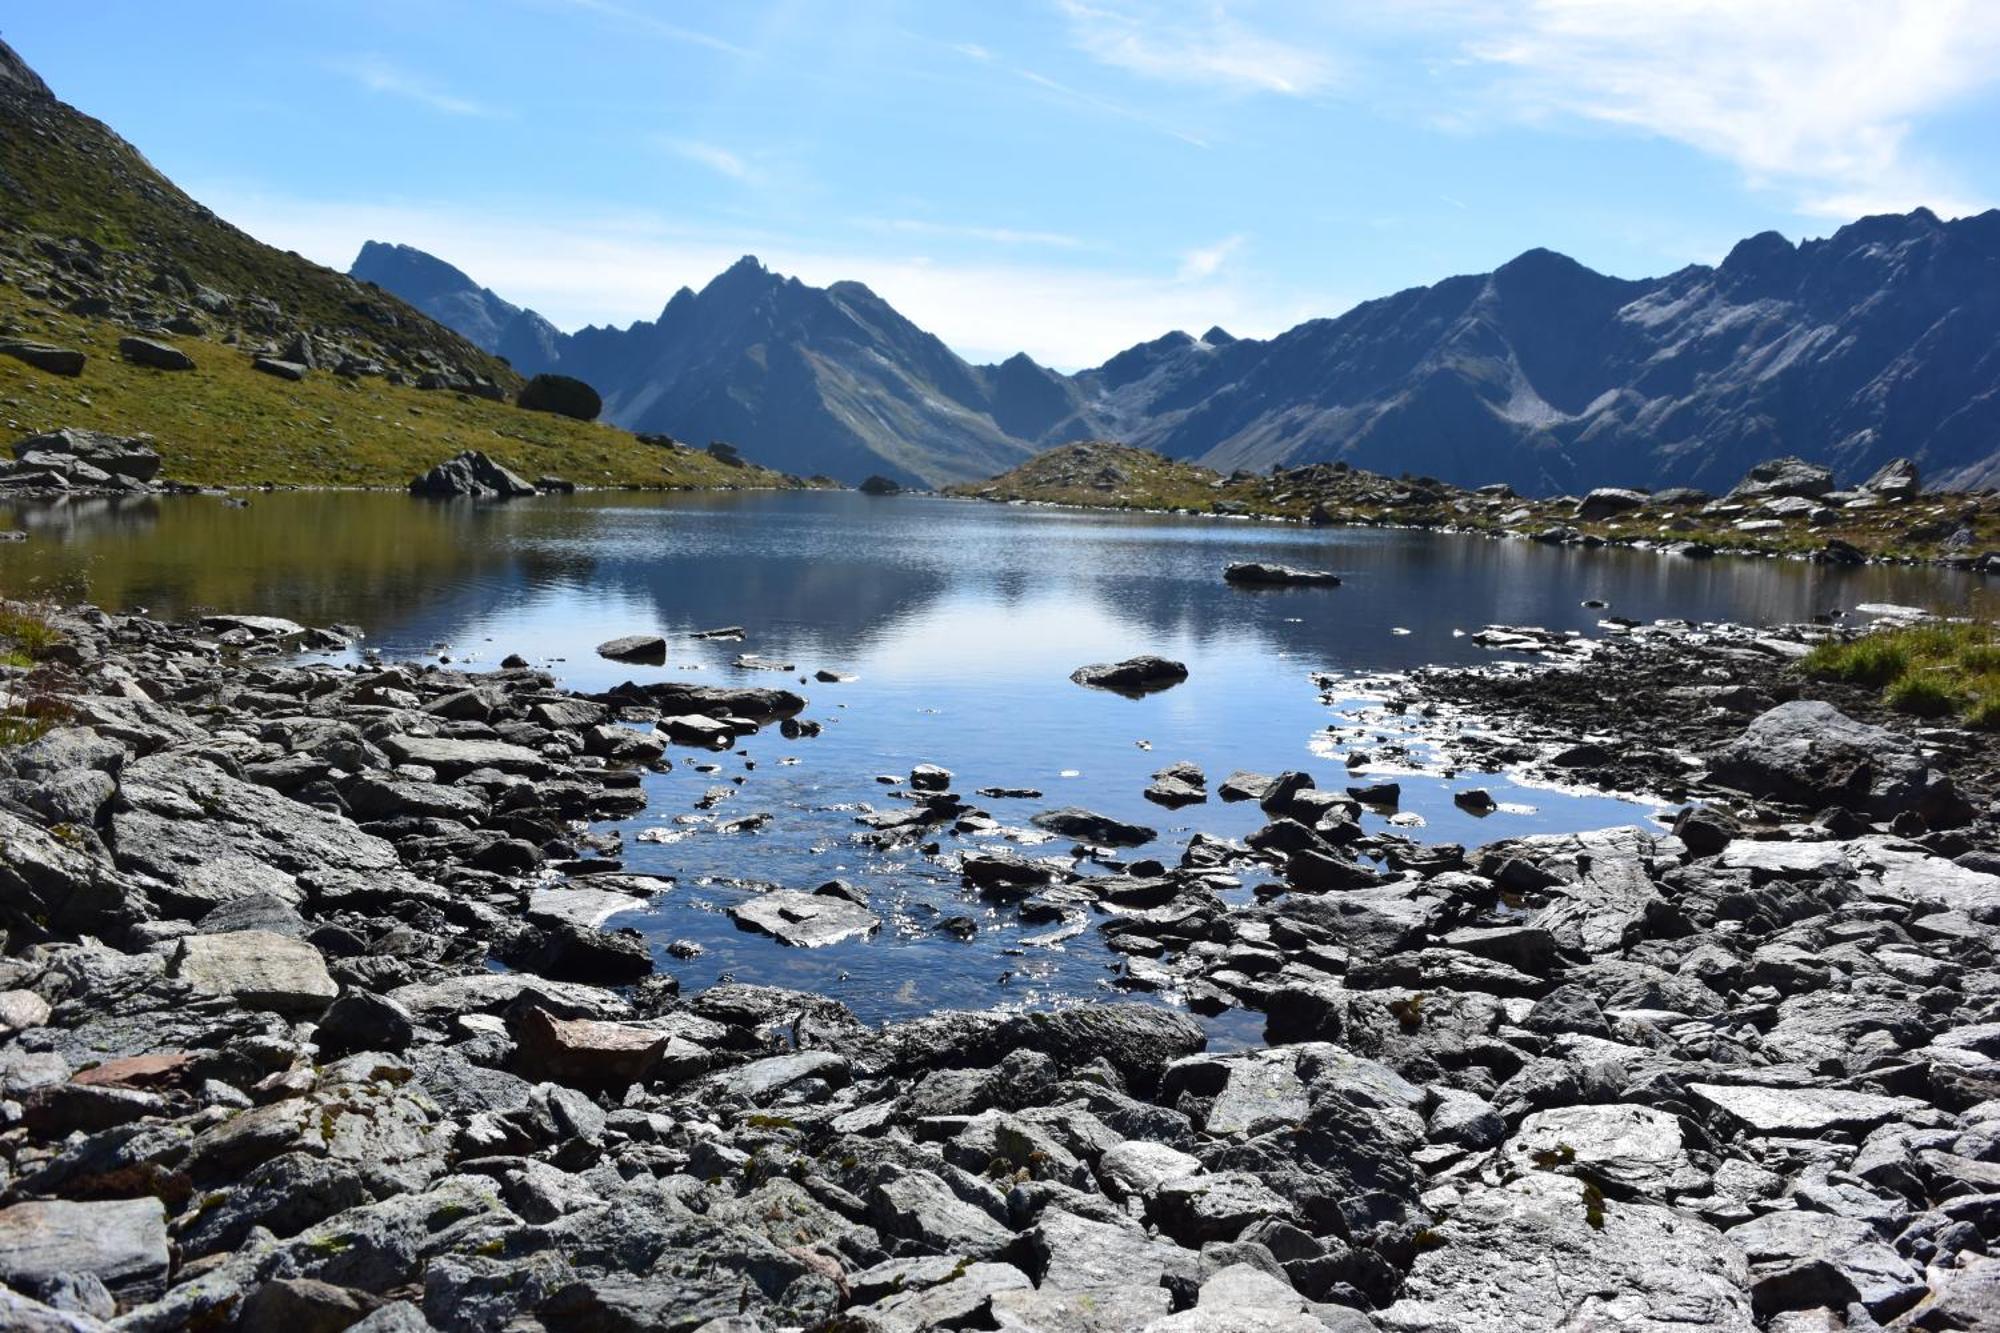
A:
[{"xmin": 1069, "ymin": 656, "xmax": 1189, "ymax": 695}]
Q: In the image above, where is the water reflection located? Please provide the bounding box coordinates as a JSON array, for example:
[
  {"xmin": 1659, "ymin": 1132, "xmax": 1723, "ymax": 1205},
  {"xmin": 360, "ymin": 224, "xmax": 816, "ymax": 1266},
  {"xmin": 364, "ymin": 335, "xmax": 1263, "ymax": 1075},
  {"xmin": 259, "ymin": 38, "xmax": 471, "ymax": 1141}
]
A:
[{"xmin": 0, "ymin": 491, "xmax": 1986, "ymax": 1023}]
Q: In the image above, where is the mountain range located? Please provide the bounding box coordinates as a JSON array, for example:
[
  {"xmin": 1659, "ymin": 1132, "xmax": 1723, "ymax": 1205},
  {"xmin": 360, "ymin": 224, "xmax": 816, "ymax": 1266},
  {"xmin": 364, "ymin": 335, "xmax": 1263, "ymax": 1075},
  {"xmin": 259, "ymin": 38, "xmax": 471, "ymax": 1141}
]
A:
[{"xmin": 356, "ymin": 216, "xmax": 2000, "ymax": 495}]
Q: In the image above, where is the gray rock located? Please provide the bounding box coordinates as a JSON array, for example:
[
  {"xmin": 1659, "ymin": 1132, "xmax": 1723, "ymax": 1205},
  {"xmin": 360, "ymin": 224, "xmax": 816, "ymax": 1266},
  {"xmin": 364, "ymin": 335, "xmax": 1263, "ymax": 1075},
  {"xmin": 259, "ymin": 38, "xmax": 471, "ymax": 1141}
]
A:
[
  {"xmin": 0, "ymin": 1198, "xmax": 170, "ymax": 1302},
  {"xmin": 869, "ymin": 1168, "xmax": 1016, "ymax": 1259},
  {"xmin": 0, "ymin": 340, "xmax": 86, "ymax": 377},
  {"xmin": 12, "ymin": 428, "xmax": 158, "ymax": 480},
  {"xmin": 172, "ymin": 930, "xmax": 337, "ymax": 1013},
  {"xmin": 1501, "ymin": 1104, "xmax": 1694, "ymax": 1199},
  {"xmin": 1689, "ymin": 1083, "xmax": 1932, "ymax": 1135},
  {"xmin": 1031, "ymin": 807, "xmax": 1157, "ymax": 847},
  {"xmin": 117, "ymin": 336, "xmax": 194, "ymax": 371},
  {"xmin": 1030, "ymin": 1207, "xmax": 1195, "ymax": 1292},
  {"xmin": 596, "ymin": 634, "xmax": 667, "ymax": 664},
  {"xmin": 408, "ymin": 450, "xmax": 536, "ymax": 499},
  {"xmin": 1069, "ymin": 656, "xmax": 1189, "ymax": 695},
  {"xmin": 1223, "ymin": 562, "xmax": 1341, "ymax": 587},
  {"xmin": 1377, "ymin": 1174, "xmax": 1753, "ymax": 1332},
  {"xmin": 1707, "ymin": 701, "xmax": 1937, "ymax": 815},
  {"xmin": 378, "ymin": 734, "xmax": 550, "ymax": 777},
  {"xmin": 730, "ymin": 889, "xmax": 880, "ymax": 947}
]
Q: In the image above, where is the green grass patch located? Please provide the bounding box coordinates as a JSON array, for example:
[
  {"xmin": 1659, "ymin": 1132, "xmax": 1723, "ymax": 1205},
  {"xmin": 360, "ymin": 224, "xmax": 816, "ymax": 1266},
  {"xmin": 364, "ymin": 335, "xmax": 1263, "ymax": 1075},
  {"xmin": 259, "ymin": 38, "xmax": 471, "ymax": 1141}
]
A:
[
  {"xmin": 0, "ymin": 603, "xmax": 60, "ymax": 659},
  {"xmin": 1804, "ymin": 621, "xmax": 2000, "ymax": 728}
]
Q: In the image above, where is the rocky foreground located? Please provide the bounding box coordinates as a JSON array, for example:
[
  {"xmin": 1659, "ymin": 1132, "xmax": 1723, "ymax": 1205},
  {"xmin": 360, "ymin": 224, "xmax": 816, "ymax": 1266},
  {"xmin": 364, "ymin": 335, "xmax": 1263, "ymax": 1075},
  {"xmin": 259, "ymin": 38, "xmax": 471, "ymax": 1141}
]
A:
[{"xmin": 0, "ymin": 608, "xmax": 1995, "ymax": 1331}]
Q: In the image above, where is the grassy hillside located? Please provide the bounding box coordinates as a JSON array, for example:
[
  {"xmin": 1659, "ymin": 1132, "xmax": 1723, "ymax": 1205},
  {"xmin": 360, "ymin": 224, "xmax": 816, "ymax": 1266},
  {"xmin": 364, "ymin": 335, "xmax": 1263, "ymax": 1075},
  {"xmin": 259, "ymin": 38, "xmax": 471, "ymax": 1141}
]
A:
[
  {"xmin": 0, "ymin": 283, "xmax": 797, "ymax": 489},
  {"xmin": 0, "ymin": 38, "xmax": 802, "ymax": 491}
]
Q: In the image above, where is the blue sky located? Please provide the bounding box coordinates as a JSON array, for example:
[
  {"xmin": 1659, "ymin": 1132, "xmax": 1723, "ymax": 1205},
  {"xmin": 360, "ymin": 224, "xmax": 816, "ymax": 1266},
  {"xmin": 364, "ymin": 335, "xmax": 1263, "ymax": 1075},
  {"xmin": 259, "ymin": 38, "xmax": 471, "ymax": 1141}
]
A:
[{"xmin": 9, "ymin": 2, "xmax": 2000, "ymax": 368}]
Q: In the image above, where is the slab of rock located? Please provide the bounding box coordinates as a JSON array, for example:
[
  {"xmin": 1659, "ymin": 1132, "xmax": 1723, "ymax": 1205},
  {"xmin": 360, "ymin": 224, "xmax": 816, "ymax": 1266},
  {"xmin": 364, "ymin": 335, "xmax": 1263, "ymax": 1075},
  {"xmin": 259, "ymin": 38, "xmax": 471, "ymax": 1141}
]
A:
[
  {"xmin": 252, "ymin": 356, "xmax": 308, "ymax": 381},
  {"xmin": 1223, "ymin": 561, "xmax": 1342, "ymax": 587},
  {"xmin": 1069, "ymin": 656, "xmax": 1188, "ymax": 695},
  {"xmin": 1501, "ymin": 1104, "xmax": 1694, "ymax": 1199},
  {"xmin": 526, "ymin": 886, "xmax": 650, "ymax": 931},
  {"xmin": 514, "ymin": 1007, "xmax": 679, "ymax": 1089},
  {"xmin": 1031, "ymin": 807, "xmax": 1157, "ymax": 847},
  {"xmin": 596, "ymin": 634, "xmax": 667, "ymax": 664},
  {"xmin": 1689, "ymin": 1083, "xmax": 1932, "ymax": 1135},
  {"xmin": 0, "ymin": 1198, "xmax": 170, "ymax": 1301},
  {"xmin": 1377, "ymin": 1174, "xmax": 1753, "ymax": 1333},
  {"xmin": 1728, "ymin": 456, "xmax": 1833, "ymax": 501},
  {"xmin": 1861, "ymin": 457, "xmax": 1919, "ymax": 499},
  {"xmin": 379, "ymin": 733, "xmax": 550, "ymax": 777},
  {"xmin": 0, "ymin": 339, "xmax": 85, "ymax": 376},
  {"xmin": 869, "ymin": 1169, "xmax": 1016, "ymax": 1260},
  {"xmin": 118, "ymin": 336, "xmax": 194, "ymax": 371},
  {"xmin": 1144, "ymin": 761, "xmax": 1207, "ymax": 807},
  {"xmin": 172, "ymin": 930, "xmax": 336, "ymax": 1013},
  {"xmin": 731, "ymin": 889, "xmax": 879, "ymax": 947}
]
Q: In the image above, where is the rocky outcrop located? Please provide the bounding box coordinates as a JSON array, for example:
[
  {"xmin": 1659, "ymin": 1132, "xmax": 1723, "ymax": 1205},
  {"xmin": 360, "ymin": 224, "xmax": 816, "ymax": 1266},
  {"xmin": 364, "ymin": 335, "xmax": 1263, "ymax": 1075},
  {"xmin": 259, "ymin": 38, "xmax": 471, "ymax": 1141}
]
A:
[{"xmin": 407, "ymin": 450, "xmax": 538, "ymax": 499}]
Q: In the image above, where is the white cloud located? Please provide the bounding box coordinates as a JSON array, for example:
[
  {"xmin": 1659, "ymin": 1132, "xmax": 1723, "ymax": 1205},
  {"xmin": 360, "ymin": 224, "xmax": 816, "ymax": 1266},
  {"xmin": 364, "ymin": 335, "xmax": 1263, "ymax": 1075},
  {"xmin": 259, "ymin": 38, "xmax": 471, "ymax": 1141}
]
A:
[
  {"xmin": 194, "ymin": 187, "xmax": 1334, "ymax": 368},
  {"xmin": 662, "ymin": 139, "xmax": 760, "ymax": 183},
  {"xmin": 1056, "ymin": 0, "xmax": 1337, "ymax": 96},
  {"xmin": 544, "ymin": 0, "xmax": 750, "ymax": 56},
  {"xmin": 1437, "ymin": 0, "xmax": 2000, "ymax": 218},
  {"xmin": 952, "ymin": 42, "xmax": 996, "ymax": 61},
  {"xmin": 327, "ymin": 56, "xmax": 506, "ymax": 118},
  {"xmin": 1176, "ymin": 234, "xmax": 1244, "ymax": 281}
]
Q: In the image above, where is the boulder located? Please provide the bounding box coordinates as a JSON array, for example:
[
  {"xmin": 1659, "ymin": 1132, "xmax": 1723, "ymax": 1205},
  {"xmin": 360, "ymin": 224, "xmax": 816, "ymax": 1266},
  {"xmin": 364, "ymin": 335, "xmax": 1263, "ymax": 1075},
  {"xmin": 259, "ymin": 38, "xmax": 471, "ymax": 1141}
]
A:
[
  {"xmin": 0, "ymin": 340, "xmax": 85, "ymax": 376},
  {"xmin": 1574, "ymin": 487, "xmax": 1649, "ymax": 520},
  {"xmin": 730, "ymin": 889, "xmax": 880, "ymax": 947},
  {"xmin": 1861, "ymin": 457, "xmax": 1920, "ymax": 499},
  {"xmin": 516, "ymin": 373, "xmax": 602, "ymax": 421},
  {"xmin": 0, "ymin": 1198, "xmax": 170, "ymax": 1302},
  {"xmin": 1145, "ymin": 761, "xmax": 1208, "ymax": 808},
  {"xmin": 1031, "ymin": 806, "xmax": 1157, "ymax": 847},
  {"xmin": 596, "ymin": 634, "xmax": 667, "ymax": 664},
  {"xmin": 251, "ymin": 356, "xmax": 308, "ymax": 381},
  {"xmin": 1223, "ymin": 562, "xmax": 1342, "ymax": 587},
  {"xmin": 1706, "ymin": 700, "xmax": 1937, "ymax": 815},
  {"xmin": 13, "ymin": 427, "xmax": 161, "ymax": 480},
  {"xmin": 172, "ymin": 930, "xmax": 337, "ymax": 1013},
  {"xmin": 117, "ymin": 336, "xmax": 194, "ymax": 371},
  {"xmin": 513, "ymin": 1007, "xmax": 677, "ymax": 1089},
  {"xmin": 408, "ymin": 450, "xmax": 537, "ymax": 499},
  {"xmin": 1069, "ymin": 656, "xmax": 1189, "ymax": 695},
  {"xmin": 1727, "ymin": 456, "xmax": 1833, "ymax": 501}
]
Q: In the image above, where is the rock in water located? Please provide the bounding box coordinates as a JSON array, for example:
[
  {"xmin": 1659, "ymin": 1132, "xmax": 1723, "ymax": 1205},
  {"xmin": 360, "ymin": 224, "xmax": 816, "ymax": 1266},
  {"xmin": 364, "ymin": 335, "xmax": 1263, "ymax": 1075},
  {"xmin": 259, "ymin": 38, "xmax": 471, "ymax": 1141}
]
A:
[
  {"xmin": 1223, "ymin": 562, "xmax": 1342, "ymax": 587},
  {"xmin": 597, "ymin": 634, "xmax": 668, "ymax": 664},
  {"xmin": 408, "ymin": 450, "xmax": 538, "ymax": 499},
  {"xmin": 1030, "ymin": 806, "xmax": 1157, "ymax": 847},
  {"xmin": 517, "ymin": 373, "xmax": 602, "ymax": 421},
  {"xmin": 116, "ymin": 336, "xmax": 194, "ymax": 371},
  {"xmin": 731, "ymin": 889, "xmax": 881, "ymax": 947},
  {"xmin": 1069, "ymin": 656, "xmax": 1189, "ymax": 695},
  {"xmin": 859, "ymin": 474, "xmax": 903, "ymax": 495}
]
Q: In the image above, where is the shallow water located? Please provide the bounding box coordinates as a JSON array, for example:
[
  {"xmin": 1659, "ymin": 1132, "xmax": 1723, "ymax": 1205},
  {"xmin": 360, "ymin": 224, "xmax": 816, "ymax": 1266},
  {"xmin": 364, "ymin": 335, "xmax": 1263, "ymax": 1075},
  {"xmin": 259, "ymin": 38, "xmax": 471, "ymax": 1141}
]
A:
[{"xmin": 3, "ymin": 490, "xmax": 1987, "ymax": 1028}]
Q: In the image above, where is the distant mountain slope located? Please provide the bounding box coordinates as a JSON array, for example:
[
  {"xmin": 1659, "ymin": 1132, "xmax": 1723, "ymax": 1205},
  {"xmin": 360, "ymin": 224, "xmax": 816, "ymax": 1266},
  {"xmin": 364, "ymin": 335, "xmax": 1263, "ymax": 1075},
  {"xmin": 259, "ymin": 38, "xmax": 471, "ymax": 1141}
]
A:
[
  {"xmin": 361, "ymin": 216, "xmax": 2000, "ymax": 493},
  {"xmin": 348, "ymin": 241, "xmax": 522, "ymax": 353}
]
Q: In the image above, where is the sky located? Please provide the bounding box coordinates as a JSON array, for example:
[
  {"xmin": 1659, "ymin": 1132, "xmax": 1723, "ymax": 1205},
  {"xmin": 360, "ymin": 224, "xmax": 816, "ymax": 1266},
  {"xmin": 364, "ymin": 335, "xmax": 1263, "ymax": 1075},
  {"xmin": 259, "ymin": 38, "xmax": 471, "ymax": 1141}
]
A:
[{"xmin": 8, "ymin": 1, "xmax": 2000, "ymax": 369}]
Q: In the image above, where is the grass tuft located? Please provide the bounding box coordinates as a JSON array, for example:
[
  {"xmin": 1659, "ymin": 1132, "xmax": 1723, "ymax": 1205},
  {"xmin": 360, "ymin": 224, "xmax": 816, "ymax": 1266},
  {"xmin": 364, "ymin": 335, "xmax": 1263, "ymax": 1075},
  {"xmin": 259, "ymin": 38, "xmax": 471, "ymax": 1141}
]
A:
[{"xmin": 1804, "ymin": 621, "xmax": 2000, "ymax": 728}]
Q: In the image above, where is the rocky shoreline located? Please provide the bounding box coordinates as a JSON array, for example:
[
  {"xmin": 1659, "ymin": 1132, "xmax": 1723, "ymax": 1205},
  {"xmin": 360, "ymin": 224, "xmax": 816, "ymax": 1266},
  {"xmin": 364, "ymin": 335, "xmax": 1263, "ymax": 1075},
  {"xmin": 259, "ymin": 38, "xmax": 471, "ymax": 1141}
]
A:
[{"xmin": 0, "ymin": 604, "xmax": 1994, "ymax": 1330}]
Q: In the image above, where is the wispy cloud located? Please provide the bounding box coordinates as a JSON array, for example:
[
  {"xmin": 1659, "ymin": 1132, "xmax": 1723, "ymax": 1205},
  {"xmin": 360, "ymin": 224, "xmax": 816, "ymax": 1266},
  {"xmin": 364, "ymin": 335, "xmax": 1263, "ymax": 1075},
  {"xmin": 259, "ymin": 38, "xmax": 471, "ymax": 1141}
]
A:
[
  {"xmin": 328, "ymin": 56, "xmax": 506, "ymax": 118},
  {"xmin": 1017, "ymin": 67, "xmax": 1210, "ymax": 148},
  {"xmin": 1055, "ymin": 0, "xmax": 1337, "ymax": 96},
  {"xmin": 859, "ymin": 218, "xmax": 1086, "ymax": 249},
  {"xmin": 952, "ymin": 42, "xmax": 995, "ymax": 61},
  {"xmin": 662, "ymin": 139, "xmax": 761, "ymax": 183},
  {"xmin": 1177, "ymin": 234, "xmax": 1244, "ymax": 281},
  {"xmin": 1428, "ymin": 0, "xmax": 2000, "ymax": 218},
  {"xmin": 547, "ymin": 0, "xmax": 750, "ymax": 56}
]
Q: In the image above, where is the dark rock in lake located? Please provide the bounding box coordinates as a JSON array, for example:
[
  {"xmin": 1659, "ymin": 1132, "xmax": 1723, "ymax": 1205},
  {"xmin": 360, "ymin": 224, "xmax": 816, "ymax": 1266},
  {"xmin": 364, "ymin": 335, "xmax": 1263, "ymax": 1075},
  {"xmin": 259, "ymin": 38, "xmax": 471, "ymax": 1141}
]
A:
[
  {"xmin": 1145, "ymin": 761, "xmax": 1207, "ymax": 807},
  {"xmin": 1030, "ymin": 806, "xmax": 1157, "ymax": 847},
  {"xmin": 408, "ymin": 450, "xmax": 537, "ymax": 499},
  {"xmin": 517, "ymin": 373, "xmax": 602, "ymax": 421},
  {"xmin": 1223, "ymin": 562, "xmax": 1342, "ymax": 587},
  {"xmin": 596, "ymin": 634, "xmax": 667, "ymax": 664},
  {"xmin": 117, "ymin": 336, "xmax": 194, "ymax": 371},
  {"xmin": 1069, "ymin": 655, "xmax": 1189, "ymax": 695},
  {"xmin": 859, "ymin": 474, "xmax": 903, "ymax": 495}
]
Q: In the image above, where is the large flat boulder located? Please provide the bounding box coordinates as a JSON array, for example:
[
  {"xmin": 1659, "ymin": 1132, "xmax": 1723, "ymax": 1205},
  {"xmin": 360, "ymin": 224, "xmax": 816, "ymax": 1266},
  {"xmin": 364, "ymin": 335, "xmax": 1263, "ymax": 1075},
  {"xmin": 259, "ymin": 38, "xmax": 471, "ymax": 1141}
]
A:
[
  {"xmin": 731, "ymin": 889, "xmax": 880, "ymax": 947},
  {"xmin": 1705, "ymin": 701, "xmax": 1935, "ymax": 814},
  {"xmin": 172, "ymin": 930, "xmax": 337, "ymax": 1013},
  {"xmin": 0, "ymin": 1198, "xmax": 170, "ymax": 1302}
]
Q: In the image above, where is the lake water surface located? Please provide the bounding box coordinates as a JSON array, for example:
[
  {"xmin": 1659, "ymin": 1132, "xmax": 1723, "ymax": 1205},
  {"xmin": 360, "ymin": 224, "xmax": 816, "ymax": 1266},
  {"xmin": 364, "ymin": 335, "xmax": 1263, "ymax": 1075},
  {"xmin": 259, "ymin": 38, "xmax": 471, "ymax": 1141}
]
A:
[{"xmin": 2, "ymin": 490, "xmax": 1987, "ymax": 1028}]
